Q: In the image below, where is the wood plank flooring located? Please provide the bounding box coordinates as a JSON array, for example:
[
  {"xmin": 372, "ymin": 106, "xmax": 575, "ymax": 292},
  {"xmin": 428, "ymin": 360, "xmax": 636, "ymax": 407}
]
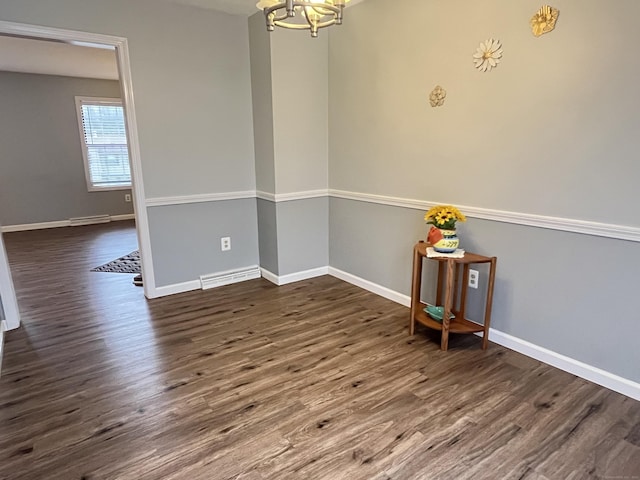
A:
[{"xmin": 1, "ymin": 222, "xmax": 639, "ymax": 480}]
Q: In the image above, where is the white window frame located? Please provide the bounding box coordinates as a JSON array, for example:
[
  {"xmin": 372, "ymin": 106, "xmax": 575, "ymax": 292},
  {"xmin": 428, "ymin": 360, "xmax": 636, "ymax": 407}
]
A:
[{"xmin": 75, "ymin": 96, "xmax": 131, "ymax": 191}]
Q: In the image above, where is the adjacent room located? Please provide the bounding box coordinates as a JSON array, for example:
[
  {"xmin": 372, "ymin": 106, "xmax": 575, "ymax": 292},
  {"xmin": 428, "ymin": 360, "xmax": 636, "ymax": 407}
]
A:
[{"xmin": 0, "ymin": 0, "xmax": 638, "ymax": 479}]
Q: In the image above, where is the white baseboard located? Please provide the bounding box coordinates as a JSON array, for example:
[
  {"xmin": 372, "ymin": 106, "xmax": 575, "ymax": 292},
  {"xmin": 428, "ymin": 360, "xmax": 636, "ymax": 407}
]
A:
[
  {"xmin": 260, "ymin": 268, "xmax": 280, "ymax": 285},
  {"xmin": 153, "ymin": 279, "xmax": 201, "ymax": 297},
  {"xmin": 200, "ymin": 266, "xmax": 261, "ymax": 290},
  {"xmin": 2, "ymin": 220, "xmax": 69, "ymax": 232},
  {"xmin": 154, "ymin": 265, "xmax": 265, "ymax": 298},
  {"xmin": 485, "ymin": 329, "xmax": 640, "ymax": 401},
  {"xmin": 110, "ymin": 214, "xmax": 136, "ymax": 222},
  {"xmin": 328, "ymin": 267, "xmax": 640, "ymax": 401},
  {"xmin": 1, "ymin": 214, "xmax": 135, "ymax": 233},
  {"xmin": 328, "ymin": 267, "xmax": 412, "ymax": 307},
  {"xmin": 261, "ymin": 266, "xmax": 329, "ymax": 286}
]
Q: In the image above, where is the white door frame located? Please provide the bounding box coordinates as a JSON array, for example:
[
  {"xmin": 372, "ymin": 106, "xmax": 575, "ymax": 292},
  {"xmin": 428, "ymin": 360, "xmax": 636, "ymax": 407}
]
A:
[
  {"xmin": 0, "ymin": 20, "xmax": 158, "ymax": 313},
  {"xmin": 0, "ymin": 230, "xmax": 19, "ymax": 330}
]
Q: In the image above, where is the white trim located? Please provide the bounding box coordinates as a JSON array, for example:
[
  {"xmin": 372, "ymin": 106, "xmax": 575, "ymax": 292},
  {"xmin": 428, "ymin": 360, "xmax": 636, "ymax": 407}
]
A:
[
  {"xmin": 2, "ymin": 220, "xmax": 69, "ymax": 233},
  {"xmin": 0, "ymin": 234, "xmax": 20, "ymax": 330},
  {"xmin": 69, "ymin": 214, "xmax": 111, "ymax": 227},
  {"xmin": 328, "ymin": 267, "xmax": 411, "ymax": 307},
  {"xmin": 146, "ymin": 191, "xmax": 257, "ymax": 207},
  {"xmin": 330, "ymin": 189, "xmax": 429, "ymax": 211},
  {"xmin": 110, "ymin": 214, "xmax": 136, "ymax": 222},
  {"xmin": 0, "ymin": 320, "xmax": 7, "ymax": 376},
  {"xmin": 0, "ymin": 21, "xmax": 157, "ymax": 300},
  {"xmin": 486, "ymin": 329, "xmax": 640, "ymax": 402},
  {"xmin": 260, "ymin": 268, "xmax": 280, "ymax": 285},
  {"xmin": 146, "ymin": 189, "xmax": 329, "ymax": 207},
  {"xmin": 153, "ymin": 279, "xmax": 201, "ymax": 297},
  {"xmin": 328, "ymin": 266, "xmax": 640, "ymax": 401},
  {"xmin": 1, "ymin": 214, "xmax": 135, "ymax": 233},
  {"xmin": 261, "ymin": 266, "xmax": 329, "ymax": 286},
  {"xmin": 274, "ymin": 190, "xmax": 329, "ymax": 202},
  {"xmin": 329, "ymin": 189, "xmax": 640, "ymax": 243},
  {"xmin": 109, "ymin": 34, "xmax": 156, "ymax": 298},
  {"xmin": 200, "ymin": 265, "xmax": 261, "ymax": 289},
  {"xmin": 155, "ymin": 266, "xmax": 264, "ymax": 296},
  {"xmin": 256, "ymin": 191, "xmax": 276, "ymax": 202},
  {"xmin": 256, "ymin": 189, "xmax": 328, "ymax": 203}
]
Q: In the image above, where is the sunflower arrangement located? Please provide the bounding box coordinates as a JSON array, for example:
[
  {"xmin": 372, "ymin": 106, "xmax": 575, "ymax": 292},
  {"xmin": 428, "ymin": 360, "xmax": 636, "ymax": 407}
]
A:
[{"xmin": 424, "ymin": 205, "xmax": 467, "ymax": 230}]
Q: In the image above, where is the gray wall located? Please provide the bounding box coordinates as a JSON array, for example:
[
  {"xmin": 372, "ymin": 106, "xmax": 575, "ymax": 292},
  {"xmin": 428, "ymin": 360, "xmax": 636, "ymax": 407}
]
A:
[
  {"xmin": 256, "ymin": 197, "xmax": 329, "ymax": 277},
  {"xmin": 270, "ymin": 29, "xmax": 328, "ymax": 194},
  {"xmin": 0, "ymin": 0, "xmax": 258, "ymax": 288},
  {"xmin": 0, "ymin": 72, "xmax": 133, "ymax": 225},
  {"xmin": 249, "ymin": 15, "xmax": 329, "ymax": 277},
  {"xmin": 329, "ymin": 0, "xmax": 640, "ymax": 227},
  {"xmin": 329, "ymin": 0, "xmax": 640, "ymax": 382},
  {"xmin": 147, "ymin": 199, "xmax": 259, "ymax": 286},
  {"xmin": 276, "ymin": 197, "xmax": 328, "ymax": 276},
  {"xmin": 256, "ymin": 198, "xmax": 278, "ymax": 274},
  {"xmin": 249, "ymin": 12, "xmax": 276, "ymax": 195}
]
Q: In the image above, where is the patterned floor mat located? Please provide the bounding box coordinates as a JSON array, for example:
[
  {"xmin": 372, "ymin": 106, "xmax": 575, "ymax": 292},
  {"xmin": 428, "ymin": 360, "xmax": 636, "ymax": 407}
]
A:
[{"xmin": 91, "ymin": 250, "xmax": 140, "ymax": 274}]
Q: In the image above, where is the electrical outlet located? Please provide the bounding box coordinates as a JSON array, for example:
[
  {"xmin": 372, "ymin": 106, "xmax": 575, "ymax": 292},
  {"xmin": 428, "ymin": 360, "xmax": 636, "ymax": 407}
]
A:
[
  {"xmin": 124, "ymin": 194, "xmax": 131, "ymax": 202},
  {"xmin": 468, "ymin": 269, "xmax": 479, "ymax": 289},
  {"xmin": 221, "ymin": 237, "xmax": 231, "ymax": 251}
]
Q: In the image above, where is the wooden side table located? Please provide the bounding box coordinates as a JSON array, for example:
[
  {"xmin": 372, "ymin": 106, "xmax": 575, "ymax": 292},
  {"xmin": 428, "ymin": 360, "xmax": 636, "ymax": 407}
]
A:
[{"xmin": 410, "ymin": 241, "xmax": 497, "ymax": 351}]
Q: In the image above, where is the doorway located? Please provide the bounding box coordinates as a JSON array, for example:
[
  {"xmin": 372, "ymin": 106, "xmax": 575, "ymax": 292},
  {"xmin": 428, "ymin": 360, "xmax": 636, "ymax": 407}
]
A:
[{"xmin": 0, "ymin": 20, "xmax": 157, "ymax": 333}]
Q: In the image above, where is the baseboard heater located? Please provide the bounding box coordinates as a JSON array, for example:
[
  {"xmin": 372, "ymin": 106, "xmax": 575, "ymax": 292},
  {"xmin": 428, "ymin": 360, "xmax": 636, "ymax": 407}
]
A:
[
  {"xmin": 200, "ymin": 266, "xmax": 261, "ymax": 290},
  {"xmin": 69, "ymin": 215, "xmax": 111, "ymax": 227}
]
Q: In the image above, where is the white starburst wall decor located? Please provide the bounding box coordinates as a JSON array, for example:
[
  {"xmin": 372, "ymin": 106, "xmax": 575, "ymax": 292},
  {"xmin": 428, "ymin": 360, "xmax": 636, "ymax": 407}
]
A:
[
  {"xmin": 473, "ymin": 39, "xmax": 503, "ymax": 72},
  {"xmin": 429, "ymin": 85, "xmax": 446, "ymax": 107},
  {"xmin": 531, "ymin": 5, "xmax": 559, "ymax": 37}
]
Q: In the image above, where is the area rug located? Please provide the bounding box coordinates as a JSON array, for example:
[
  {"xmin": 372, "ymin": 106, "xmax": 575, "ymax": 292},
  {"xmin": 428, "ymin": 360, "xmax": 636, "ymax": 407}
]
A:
[{"xmin": 91, "ymin": 250, "xmax": 141, "ymax": 274}]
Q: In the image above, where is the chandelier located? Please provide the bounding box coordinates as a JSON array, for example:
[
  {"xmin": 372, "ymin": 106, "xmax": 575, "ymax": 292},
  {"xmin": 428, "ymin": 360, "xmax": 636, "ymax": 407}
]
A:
[{"xmin": 256, "ymin": 0, "xmax": 349, "ymax": 38}]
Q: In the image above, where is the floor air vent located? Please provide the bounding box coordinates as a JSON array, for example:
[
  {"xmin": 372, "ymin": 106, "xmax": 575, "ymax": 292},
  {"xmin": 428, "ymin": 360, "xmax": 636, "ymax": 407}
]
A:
[
  {"xmin": 200, "ymin": 266, "xmax": 261, "ymax": 290},
  {"xmin": 69, "ymin": 215, "xmax": 111, "ymax": 227}
]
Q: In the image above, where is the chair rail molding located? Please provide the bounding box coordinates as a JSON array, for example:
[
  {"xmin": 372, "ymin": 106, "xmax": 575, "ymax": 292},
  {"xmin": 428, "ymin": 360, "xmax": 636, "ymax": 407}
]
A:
[
  {"xmin": 328, "ymin": 189, "xmax": 640, "ymax": 243},
  {"xmin": 256, "ymin": 190, "xmax": 328, "ymax": 203},
  {"xmin": 146, "ymin": 191, "xmax": 257, "ymax": 207}
]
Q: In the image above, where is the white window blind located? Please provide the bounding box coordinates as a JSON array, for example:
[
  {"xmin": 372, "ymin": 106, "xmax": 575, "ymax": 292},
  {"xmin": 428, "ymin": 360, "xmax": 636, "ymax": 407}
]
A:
[{"xmin": 75, "ymin": 97, "xmax": 131, "ymax": 190}]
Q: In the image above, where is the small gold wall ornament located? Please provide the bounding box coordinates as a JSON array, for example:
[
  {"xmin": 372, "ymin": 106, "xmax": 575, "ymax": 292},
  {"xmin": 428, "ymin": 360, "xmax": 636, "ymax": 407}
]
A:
[
  {"xmin": 473, "ymin": 39, "xmax": 503, "ymax": 72},
  {"xmin": 429, "ymin": 85, "xmax": 447, "ymax": 107},
  {"xmin": 531, "ymin": 5, "xmax": 559, "ymax": 37}
]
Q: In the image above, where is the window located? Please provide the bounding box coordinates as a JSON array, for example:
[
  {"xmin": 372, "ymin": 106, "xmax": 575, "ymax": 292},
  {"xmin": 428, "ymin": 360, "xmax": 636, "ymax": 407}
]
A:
[{"xmin": 75, "ymin": 97, "xmax": 131, "ymax": 190}]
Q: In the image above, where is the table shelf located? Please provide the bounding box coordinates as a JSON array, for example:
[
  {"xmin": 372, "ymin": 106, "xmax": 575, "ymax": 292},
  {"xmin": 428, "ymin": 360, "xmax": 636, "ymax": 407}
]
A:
[{"xmin": 414, "ymin": 305, "xmax": 485, "ymax": 334}]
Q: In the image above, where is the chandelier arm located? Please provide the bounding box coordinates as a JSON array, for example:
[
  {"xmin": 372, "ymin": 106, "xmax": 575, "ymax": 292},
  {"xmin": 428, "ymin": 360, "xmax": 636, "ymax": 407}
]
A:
[
  {"xmin": 262, "ymin": 1, "xmax": 344, "ymax": 36},
  {"xmin": 273, "ymin": 19, "xmax": 337, "ymax": 29}
]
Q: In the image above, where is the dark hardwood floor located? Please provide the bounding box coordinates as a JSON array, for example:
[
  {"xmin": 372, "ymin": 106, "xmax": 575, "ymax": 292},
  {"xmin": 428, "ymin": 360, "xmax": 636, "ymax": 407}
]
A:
[{"xmin": 0, "ymin": 222, "xmax": 639, "ymax": 480}]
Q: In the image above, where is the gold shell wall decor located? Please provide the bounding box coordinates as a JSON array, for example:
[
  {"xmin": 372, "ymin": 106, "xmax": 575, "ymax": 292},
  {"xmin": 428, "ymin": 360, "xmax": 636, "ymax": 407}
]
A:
[
  {"xmin": 473, "ymin": 39, "xmax": 503, "ymax": 72},
  {"xmin": 531, "ymin": 5, "xmax": 559, "ymax": 37},
  {"xmin": 429, "ymin": 85, "xmax": 446, "ymax": 107}
]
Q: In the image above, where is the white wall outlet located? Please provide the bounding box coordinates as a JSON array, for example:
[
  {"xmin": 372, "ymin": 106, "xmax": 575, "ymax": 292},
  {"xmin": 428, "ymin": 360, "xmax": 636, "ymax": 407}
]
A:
[
  {"xmin": 469, "ymin": 269, "xmax": 479, "ymax": 289},
  {"xmin": 221, "ymin": 237, "xmax": 231, "ymax": 251},
  {"xmin": 124, "ymin": 194, "xmax": 131, "ymax": 202}
]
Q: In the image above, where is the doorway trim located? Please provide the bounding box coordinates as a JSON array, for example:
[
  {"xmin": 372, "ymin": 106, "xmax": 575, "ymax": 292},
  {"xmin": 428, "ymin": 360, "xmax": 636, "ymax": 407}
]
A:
[
  {"xmin": 0, "ymin": 20, "xmax": 157, "ymax": 307},
  {"xmin": 0, "ymin": 232, "xmax": 19, "ymax": 330}
]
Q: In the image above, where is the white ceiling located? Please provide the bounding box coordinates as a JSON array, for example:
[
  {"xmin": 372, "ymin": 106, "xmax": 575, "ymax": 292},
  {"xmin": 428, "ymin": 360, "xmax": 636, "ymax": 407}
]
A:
[
  {"xmin": 159, "ymin": 0, "xmax": 366, "ymax": 16},
  {"xmin": 167, "ymin": 0, "xmax": 259, "ymax": 15},
  {"xmin": 0, "ymin": 36, "xmax": 119, "ymax": 80},
  {"xmin": 0, "ymin": 0, "xmax": 367, "ymax": 80}
]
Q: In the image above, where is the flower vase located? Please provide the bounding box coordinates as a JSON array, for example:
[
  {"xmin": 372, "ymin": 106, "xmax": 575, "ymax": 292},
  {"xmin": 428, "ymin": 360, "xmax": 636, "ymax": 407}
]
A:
[{"xmin": 432, "ymin": 229, "xmax": 459, "ymax": 253}]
